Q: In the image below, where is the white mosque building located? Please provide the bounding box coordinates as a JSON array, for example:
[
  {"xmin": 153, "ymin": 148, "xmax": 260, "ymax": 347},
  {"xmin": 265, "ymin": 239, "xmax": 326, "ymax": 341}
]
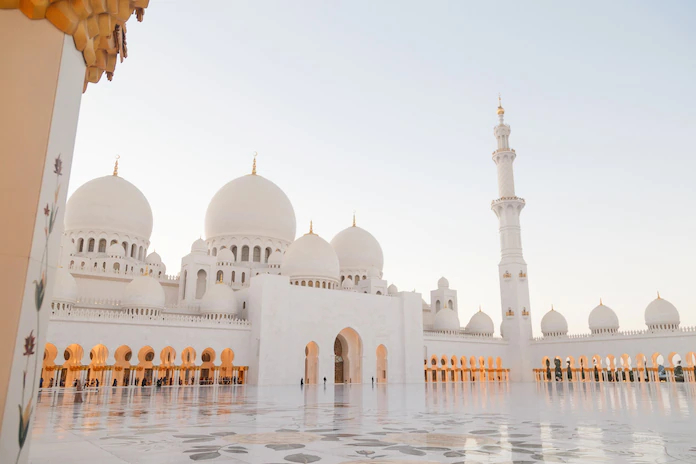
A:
[{"xmin": 43, "ymin": 102, "xmax": 696, "ymax": 389}]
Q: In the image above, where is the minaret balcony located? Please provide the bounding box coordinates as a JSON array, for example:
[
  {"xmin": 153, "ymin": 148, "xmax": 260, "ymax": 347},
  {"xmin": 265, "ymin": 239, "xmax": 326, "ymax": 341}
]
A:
[
  {"xmin": 491, "ymin": 196, "xmax": 526, "ymax": 207},
  {"xmin": 503, "ymin": 271, "xmax": 511, "ymax": 279},
  {"xmin": 492, "ymin": 148, "xmax": 516, "ymax": 155},
  {"xmin": 505, "ymin": 308, "xmax": 515, "ymax": 317},
  {"xmin": 522, "ymin": 308, "xmax": 530, "ymax": 317},
  {"xmin": 518, "ymin": 271, "xmax": 527, "ymax": 279}
]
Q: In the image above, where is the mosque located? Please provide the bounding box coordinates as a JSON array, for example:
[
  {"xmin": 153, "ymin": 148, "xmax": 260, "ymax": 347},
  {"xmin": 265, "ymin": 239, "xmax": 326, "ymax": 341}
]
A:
[{"xmin": 43, "ymin": 101, "xmax": 696, "ymax": 389}]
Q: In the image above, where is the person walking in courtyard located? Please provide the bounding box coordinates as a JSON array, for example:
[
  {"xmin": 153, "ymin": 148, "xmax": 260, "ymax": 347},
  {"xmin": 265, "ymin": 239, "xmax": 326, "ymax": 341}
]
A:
[
  {"xmin": 300, "ymin": 378, "xmax": 304, "ymax": 387},
  {"xmin": 323, "ymin": 377, "xmax": 326, "ymax": 386},
  {"xmin": 74, "ymin": 379, "xmax": 83, "ymax": 403}
]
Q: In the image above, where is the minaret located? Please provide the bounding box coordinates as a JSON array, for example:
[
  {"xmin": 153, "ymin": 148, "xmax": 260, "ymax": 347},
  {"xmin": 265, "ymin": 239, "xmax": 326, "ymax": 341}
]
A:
[{"xmin": 490, "ymin": 96, "xmax": 533, "ymax": 382}]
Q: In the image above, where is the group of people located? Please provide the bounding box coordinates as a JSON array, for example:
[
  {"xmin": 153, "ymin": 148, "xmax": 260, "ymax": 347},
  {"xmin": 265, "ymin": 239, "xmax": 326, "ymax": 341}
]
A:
[{"xmin": 545, "ymin": 358, "xmax": 689, "ymax": 383}]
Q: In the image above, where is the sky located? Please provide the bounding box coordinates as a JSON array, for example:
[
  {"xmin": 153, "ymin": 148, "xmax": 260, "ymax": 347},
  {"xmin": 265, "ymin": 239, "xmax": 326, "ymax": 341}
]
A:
[{"xmin": 68, "ymin": 1, "xmax": 696, "ymax": 336}]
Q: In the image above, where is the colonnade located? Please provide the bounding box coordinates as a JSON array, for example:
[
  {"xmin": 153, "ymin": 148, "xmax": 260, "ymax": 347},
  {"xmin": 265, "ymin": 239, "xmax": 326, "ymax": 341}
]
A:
[{"xmin": 424, "ymin": 355, "xmax": 509, "ymax": 383}]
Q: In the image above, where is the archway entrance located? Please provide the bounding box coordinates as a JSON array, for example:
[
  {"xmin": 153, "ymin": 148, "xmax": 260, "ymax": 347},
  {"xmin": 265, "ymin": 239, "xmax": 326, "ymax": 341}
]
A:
[
  {"xmin": 334, "ymin": 327, "xmax": 362, "ymax": 384},
  {"xmin": 305, "ymin": 342, "xmax": 319, "ymax": 384},
  {"xmin": 376, "ymin": 344, "xmax": 387, "ymax": 383}
]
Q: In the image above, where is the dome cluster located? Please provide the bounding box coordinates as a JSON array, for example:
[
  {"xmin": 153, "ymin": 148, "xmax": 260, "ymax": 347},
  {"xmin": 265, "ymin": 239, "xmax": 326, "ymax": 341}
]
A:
[
  {"xmin": 283, "ymin": 225, "xmax": 340, "ymax": 289},
  {"xmin": 465, "ymin": 310, "xmax": 495, "ymax": 337},
  {"xmin": 433, "ymin": 304, "xmax": 460, "ymax": 332},
  {"xmin": 540, "ymin": 294, "xmax": 682, "ymax": 337}
]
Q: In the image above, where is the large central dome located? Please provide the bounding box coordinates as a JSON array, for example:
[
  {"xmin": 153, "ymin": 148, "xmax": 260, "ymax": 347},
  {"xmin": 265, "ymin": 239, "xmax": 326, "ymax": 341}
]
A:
[
  {"xmin": 64, "ymin": 175, "xmax": 153, "ymax": 240},
  {"xmin": 205, "ymin": 174, "xmax": 296, "ymax": 243}
]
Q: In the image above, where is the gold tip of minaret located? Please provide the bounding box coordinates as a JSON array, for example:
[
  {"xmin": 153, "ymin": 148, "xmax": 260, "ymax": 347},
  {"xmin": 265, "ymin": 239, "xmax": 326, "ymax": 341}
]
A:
[
  {"xmin": 497, "ymin": 93, "xmax": 505, "ymax": 115},
  {"xmin": 113, "ymin": 155, "xmax": 120, "ymax": 176},
  {"xmin": 251, "ymin": 152, "xmax": 257, "ymax": 175},
  {"xmin": 352, "ymin": 211, "xmax": 356, "ymax": 227},
  {"xmin": 309, "ymin": 220, "xmax": 313, "ymax": 234}
]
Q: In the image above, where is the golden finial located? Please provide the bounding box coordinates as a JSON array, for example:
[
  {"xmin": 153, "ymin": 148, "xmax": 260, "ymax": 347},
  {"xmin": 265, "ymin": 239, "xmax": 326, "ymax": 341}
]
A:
[
  {"xmin": 657, "ymin": 291, "xmax": 661, "ymax": 299},
  {"xmin": 551, "ymin": 304, "xmax": 554, "ymax": 311},
  {"xmin": 251, "ymin": 151, "xmax": 257, "ymax": 175},
  {"xmin": 144, "ymin": 265, "xmax": 149, "ymax": 276},
  {"xmin": 352, "ymin": 210, "xmax": 356, "ymax": 227},
  {"xmin": 497, "ymin": 93, "xmax": 505, "ymax": 115},
  {"xmin": 113, "ymin": 155, "xmax": 120, "ymax": 176},
  {"xmin": 600, "ymin": 297, "xmax": 603, "ymax": 305},
  {"xmin": 309, "ymin": 220, "xmax": 313, "ymax": 234},
  {"xmin": 217, "ymin": 273, "xmax": 224, "ymax": 284}
]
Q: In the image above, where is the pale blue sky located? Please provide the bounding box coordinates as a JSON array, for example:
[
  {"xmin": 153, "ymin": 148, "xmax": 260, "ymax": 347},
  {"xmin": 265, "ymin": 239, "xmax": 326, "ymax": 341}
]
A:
[{"xmin": 69, "ymin": 1, "xmax": 696, "ymax": 335}]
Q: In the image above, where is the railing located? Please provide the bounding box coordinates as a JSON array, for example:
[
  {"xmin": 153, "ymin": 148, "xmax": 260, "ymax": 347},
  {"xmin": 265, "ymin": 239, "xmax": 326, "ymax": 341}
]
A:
[
  {"xmin": 67, "ymin": 261, "xmax": 179, "ymax": 282},
  {"xmin": 50, "ymin": 306, "xmax": 251, "ymax": 329},
  {"xmin": 423, "ymin": 330, "xmax": 505, "ymax": 341},
  {"xmin": 532, "ymin": 325, "xmax": 696, "ymax": 341},
  {"xmin": 492, "ymin": 148, "xmax": 516, "ymax": 155}
]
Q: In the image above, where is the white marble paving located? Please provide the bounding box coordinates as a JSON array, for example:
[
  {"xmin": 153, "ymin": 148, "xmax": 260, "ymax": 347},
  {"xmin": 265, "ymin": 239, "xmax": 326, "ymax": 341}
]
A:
[{"xmin": 29, "ymin": 382, "xmax": 696, "ymax": 463}]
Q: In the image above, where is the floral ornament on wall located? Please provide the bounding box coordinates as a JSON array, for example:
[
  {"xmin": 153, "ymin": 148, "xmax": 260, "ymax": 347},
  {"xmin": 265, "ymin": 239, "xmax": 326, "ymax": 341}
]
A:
[{"xmin": 16, "ymin": 154, "xmax": 62, "ymax": 464}]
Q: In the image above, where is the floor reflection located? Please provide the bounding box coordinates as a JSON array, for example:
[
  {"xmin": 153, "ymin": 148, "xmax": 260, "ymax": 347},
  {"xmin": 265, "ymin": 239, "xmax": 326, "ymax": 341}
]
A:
[{"xmin": 30, "ymin": 382, "xmax": 696, "ymax": 463}]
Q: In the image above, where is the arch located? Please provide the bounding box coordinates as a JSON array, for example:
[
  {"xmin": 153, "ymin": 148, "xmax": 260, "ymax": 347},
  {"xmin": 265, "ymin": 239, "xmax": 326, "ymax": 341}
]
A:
[
  {"xmin": 196, "ymin": 269, "xmax": 207, "ymax": 299},
  {"xmin": 231, "ymin": 245, "xmax": 237, "ymax": 261},
  {"xmin": 265, "ymin": 247, "xmax": 272, "ymax": 263},
  {"xmin": 88, "ymin": 238, "xmax": 95, "ymax": 252},
  {"xmin": 448, "ymin": 299, "xmax": 454, "ymax": 310},
  {"xmin": 181, "ymin": 346, "xmax": 197, "ymax": 385},
  {"xmin": 182, "ymin": 270, "xmax": 187, "ymax": 299},
  {"xmin": 121, "ymin": 241, "xmax": 128, "ymax": 254},
  {"xmin": 241, "ymin": 245, "xmax": 249, "ymax": 261},
  {"xmin": 334, "ymin": 327, "xmax": 362, "ymax": 383},
  {"xmin": 63, "ymin": 343, "xmax": 84, "ymax": 387},
  {"xmin": 114, "ymin": 344, "xmax": 133, "ymax": 386},
  {"xmin": 220, "ymin": 348, "xmax": 235, "ymax": 381},
  {"xmin": 138, "ymin": 245, "xmax": 144, "ymax": 261},
  {"xmin": 435, "ymin": 300, "xmax": 441, "ymax": 311},
  {"xmin": 41, "ymin": 343, "xmax": 58, "ymax": 387},
  {"xmin": 130, "ymin": 243, "xmax": 137, "ymax": 258},
  {"xmin": 253, "ymin": 246, "xmax": 261, "ymax": 262},
  {"xmin": 216, "ymin": 270, "xmax": 223, "ymax": 282},
  {"xmin": 88, "ymin": 344, "xmax": 108, "ymax": 384},
  {"xmin": 241, "ymin": 272, "xmax": 246, "ymax": 284},
  {"xmin": 77, "ymin": 238, "xmax": 84, "ymax": 252},
  {"xmin": 376, "ymin": 344, "xmax": 388, "ymax": 383},
  {"xmin": 305, "ymin": 341, "xmax": 319, "ymax": 384},
  {"xmin": 98, "ymin": 238, "xmax": 106, "ymax": 253},
  {"xmin": 212, "ymin": 247, "xmax": 217, "ymax": 257},
  {"xmin": 200, "ymin": 347, "xmax": 216, "ymax": 384}
]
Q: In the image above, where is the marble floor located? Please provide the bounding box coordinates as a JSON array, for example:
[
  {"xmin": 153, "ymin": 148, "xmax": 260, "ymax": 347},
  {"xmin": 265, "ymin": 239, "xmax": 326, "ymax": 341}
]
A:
[{"xmin": 29, "ymin": 382, "xmax": 696, "ymax": 463}]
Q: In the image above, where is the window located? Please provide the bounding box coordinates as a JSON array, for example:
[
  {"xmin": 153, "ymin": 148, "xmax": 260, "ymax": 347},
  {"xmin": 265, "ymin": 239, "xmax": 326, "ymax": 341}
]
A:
[
  {"xmin": 182, "ymin": 271, "xmax": 187, "ymax": 299},
  {"xmin": 131, "ymin": 244, "xmax": 137, "ymax": 258},
  {"xmin": 110, "ymin": 239, "xmax": 118, "ymax": 245},
  {"xmin": 265, "ymin": 247, "xmax": 272, "ymax": 262},
  {"xmin": 98, "ymin": 239, "xmax": 106, "ymax": 253},
  {"xmin": 77, "ymin": 238, "xmax": 84, "ymax": 252},
  {"xmin": 70, "ymin": 260, "xmax": 74, "ymax": 269},
  {"xmin": 322, "ymin": 282, "xmax": 326, "ymax": 288},
  {"xmin": 122, "ymin": 241, "xmax": 128, "ymax": 254},
  {"xmin": 448, "ymin": 299, "xmax": 454, "ymax": 310},
  {"xmin": 253, "ymin": 246, "xmax": 261, "ymax": 262},
  {"xmin": 308, "ymin": 281, "xmax": 314, "ymax": 287},
  {"xmin": 138, "ymin": 246, "xmax": 143, "ymax": 260},
  {"xmin": 241, "ymin": 272, "xmax": 246, "ymax": 284},
  {"xmin": 212, "ymin": 248, "xmax": 217, "ymax": 257},
  {"xmin": 241, "ymin": 246, "xmax": 249, "ymax": 261},
  {"xmin": 301, "ymin": 281, "xmax": 306, "ymax": 286},
  {"xmin": 88, "ymin": 238, "xmax": 95, "ymax": 252},
  {"xmin": 231, "ymin": 245, "xmax": 237, "ymax": 261},
  {"xmin": 195, "ymin": 269, "xmax": 207, "ymax": 299},
  {"xmin": 436, "ymin": 300, "xmax": 441, "ymax": 311},
  {"xmin": 232, "ymin": 271, "xmax": 235, "ymax": 282},
  {"xmin": 216, "ymin": 270, "xmax": 223, "ymax": 282},
  {"xmin": 355, "ymin": 275, "xmax": 360, "ymax": 283},
  {"xmin": 113, "ymin": 263, "xmax": 120, "ymax": 271}
]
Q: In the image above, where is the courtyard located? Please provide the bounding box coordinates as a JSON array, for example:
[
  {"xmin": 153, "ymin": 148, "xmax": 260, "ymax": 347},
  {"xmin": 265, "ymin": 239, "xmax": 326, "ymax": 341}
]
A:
[{"xmin": 29, "ymin": 382, "xmax": 696, "ymax": 463}]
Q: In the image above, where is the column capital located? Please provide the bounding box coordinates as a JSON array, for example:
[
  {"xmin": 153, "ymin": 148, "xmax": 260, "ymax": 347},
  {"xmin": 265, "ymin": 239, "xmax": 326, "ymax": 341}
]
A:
[{"xmin": 1, "ymin": 0, "xmax": 150, "ymax": 90}]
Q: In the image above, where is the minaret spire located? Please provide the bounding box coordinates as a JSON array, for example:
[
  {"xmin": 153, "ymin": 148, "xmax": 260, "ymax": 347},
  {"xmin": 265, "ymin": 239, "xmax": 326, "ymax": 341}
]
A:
[
  {"xmin": 113, "ymin": 155, "xmax": 120, "ymax": 176},
  {"xmin": 352, "ymin": 210, "xmax": 356, "ymax": 227},
  {"xmin": 251, "ymin": 151, "xmax": 257, "ymax": 175}
]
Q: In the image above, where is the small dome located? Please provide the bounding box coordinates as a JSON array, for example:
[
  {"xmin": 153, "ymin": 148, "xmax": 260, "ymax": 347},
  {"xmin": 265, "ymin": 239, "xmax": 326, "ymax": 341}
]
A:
[
  {"xmin": 64, "ymin": 174, "xmax": 153, "ymax": 240},
  {"xmin": 282, "ymin": 231, "xmax": 340, "ymax": 282},
  {"xmin": 342, "ymin": 278, "xmax": 355, "ymax": 290},
  {"xmin": 191, "ymin": 238, "xmax": 207, "ymax": 254},
  {"xmin": 437, "ymin": 276, "xmax": 449, "ymax": 288},
  {"xmin": 268, "ymin": 250, "xmax": 283, "ymax": 265},
  {"xmin": 433, "ymin": 307, "xmax": 460, "ymax": 331},
  {"xmin": 145, "ymin": 251, "xmax": 162, "ymax": 265},
  {"xmin": 465, "ymin": 310, "xmax": 494, "ymax": 336},
  {"xmin": 205, "ymin": 174, "xmax": 296, "ymax": 244},
  {"xmin": 387, "ymin": 283, "xmax": 398, "ymax": 295},
  {"xmin": 200, "ymin": 282, "xmax": 237, "ymax": 315},
  {"xmin": 645, "ymin": 296, "xmax": 680, "ymax": 330},
  {"xmin": 53, "ymin": 268, "xmax": 78, "ymax": 304},
  {"xmin": 217, "ymin": 247, "xmax": 235, "ymax": 263},
  {"xmin": 541, "ymin": 308, "xmax": 568, "ymax": 337},
  {"xmin": 588, "ymin": 303, "xmax": 619, "ymax": 334},
  {"xmin": 106, "ymin": 243, "xmax": 125, "ymax": 258},
  {"xmin": 330, "ymin": 224, "xmax": 384, "ymax": 276},
  {"xmin": 123, "ymin": 275, "xmax": 165, "ymax": 309}
]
